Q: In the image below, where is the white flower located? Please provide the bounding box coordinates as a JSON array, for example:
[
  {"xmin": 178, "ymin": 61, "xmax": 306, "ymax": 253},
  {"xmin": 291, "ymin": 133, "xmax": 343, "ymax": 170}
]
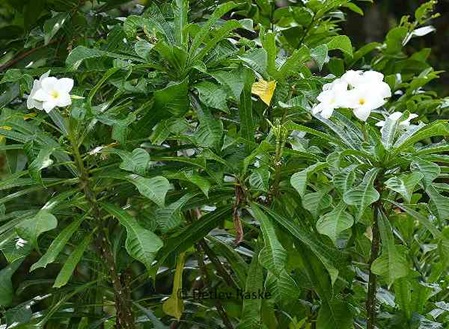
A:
[
  {"xmin": 27, "ymin": 71, "xmax": 50, "ymax": 111},
  {"xmin": 375, "ymin": 112, "xmax": 418, "ymax": 132},
  {"xmin": 344, "ymin": 85, "xmax": 390, "ymax": 121},
  {"xmin": 15, "ymin": 238, "xmax": 27, "ymax": 249},
  {"xmin": 31, "ymin": 76, "xmax": 74, "ymax": 113},
  {"xmin": 312, "ymin": 79, "xmax": 348, "ymax": 119}
]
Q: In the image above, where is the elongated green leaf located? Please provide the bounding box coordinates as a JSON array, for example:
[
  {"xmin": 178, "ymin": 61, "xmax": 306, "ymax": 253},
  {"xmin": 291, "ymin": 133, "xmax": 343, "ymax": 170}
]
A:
[
  {"xmin": 0, "ymin": 260, "xmax": 23, "ymax": 306},
  {"xmin": 316, "ymin": 202, "xmax": 354, "ymax": 244},
  {"xmin": 410, "ymin": 158, "xmax": 440, "ymax": 188},
  {"xmin": 387, "ymin": 201, "xmax": 441, "ymax": 238},
  {"xmin": 303, "ymin": 189, "xmax": 332, "ymax": 218},
  {"xmin": 239, "ymin": 67, "xmax": 255, "ymax": 149},
  {"xmin": 393, "ymin": 121, "xmax": 449, "ymax": 154},
  {"xmin": 381, "ymin": 115, "xmax": 401, "ymax": 150},
  {"xmin": 53, "ymin": 234, "xmax": 92, "ymax": 288},
  {"xmin": 385, "ymin": 172, "xmax": 423, "ymax": 203},
  {"xmin": 66, "ymin": 46, "xmax": 142, "ymax": 70},
  {"xmin": 194, "ymin": 81, "xmax": 228, "ymax": 112},
  {"xmin": 153, "ymin": 206, "xmax": 233, "ymax": 271},
  {"xmin": 30, "ymin": 215, "xmax": 85, "ymax": 271},
  {"xmin": 237, "ymin": 249, "xmax": 263, "ymax": 329},
  {"xmin": 261, "ymin": 206, "xmax": 342, "ymax": 285},
  {"xmin": 128, "ymin": 175, "xmax": 170, "ymax": 207},
  {"xmin": 371, "ymin": 212, "xmax": 409, "ymax": 286},
  {"xmin": 343, "ymin": 168, "xmax": 380, "ymax": 220},
  {"xmin": 333, "ymin": 165, "xmax": 357, "ymax": 194},
  {"xmin": 251, "ymin": 203, "xmax": 287, "ymax": 276},
  {"xmin": 102, "ymin": 203, "xmax": 163, "ymax": 272},
  {"xmin": 189, "ymin": 2, "xmax": 238, "ymax": 55},
  {"xmin": 426, "ymin": 185, "xmax": 449, "ymax": 220},
  {"xmin": 16, "ymin": 210, "xmax": 58, "ymax": 247},
  {"xmin": 316, "ymin": 299, "xmax": 353, "ymax": 329},
  {"xmin": 162, "ymin": 253, "xmax": 185, "ymax": 320}
]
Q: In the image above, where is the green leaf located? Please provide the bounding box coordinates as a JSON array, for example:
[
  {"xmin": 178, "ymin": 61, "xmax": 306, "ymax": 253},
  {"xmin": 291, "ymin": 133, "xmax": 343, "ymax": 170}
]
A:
[
  {"xmin": 193, "ymin": 106, "xmax": 223, "ymax": 150},
  {"xmin": 102, "ymin": 203, "xmax": 163, "ymax": 272},
  {"xmin": 195, "ymin": 81, "xmax": 229, "ymax": 112},
  {"xmin": 371, "ymin": 212, "xmax": 409, "ymax": 286},
  {"xmin": 153, "ymin": 206, "xmax": 233, "ymax": 273},
  {"xmin": 110, "ymin": 148, "xmax": 151, "ymax": 176},
  {"xmin": 426, "ymin": 185, "xmax": 449, "ymax": 221},
  {"xmin": 43, "ymin": 13, "xmax": 68, "ymax": 45},
  {"xmin": 333, "ymin": 165, "xmax": 357, "ymax": 194},
  {"xmin": 385, "ymin": 172, "xmax": 423, "ymax": 203},
  {"xmin": 238, "ymin": 48, "xmax": 268, "ymax": 76},
  {"xmin": 0, "ymin": 260, "xmax": 23, "ymax": 306},
  {"xmin": 156, "ymin": 194, "xmax": 193, "ymax": 233},
  {"xmin": 189, "ymin": 2, "xmax": 239, "ymax": 55},
  {"xmin": 327, "ymin": 35, "xmax": 353, "ymax": 57},
  {"xmin": 393, "ymin": 121, "xmax": 449, "ymax": 154},
  {"xmin": 210, "ymin": 70, "xmax": 244, "ymax": 100},
  {"xmin": 66, "ymin": 46, "xmax": 142, "ymax": 70},
  {"xmin": 128, "ymin": 175, "xmax": 170, "ymax": 207},
  {"xmin": 30, "ymin": 215, "xmax": 85, "ymax": 271},
  {"xmin": 153, "ymin": 79, "xmax": 190, "ymax": 117},
  {"xmin": 311, "ymin": 44, "xmax": 328, "ymax": 71},
  {"xmin": 16, "ymin": 210, "xmax": 58, "ymax": 247},
  {"xmin": 316, "ymin": 202, "xmax": 354, "ymax": 244},
  {"xmin": 303, "ymin": 190, "xmax": 332, "ymax": 218},
  {"xmin": 29, "ymin": 147, "xmax": 55, "ymax": 185},
  {"xmin": 249, "ymin": 167, "xmax": 270, "ymax": 192},
  {"xmin": 53, "ymin": 234, "xmax": 92, "ymax": 288},
  {"xmin": 291, "ymin": 162, "xmax": 327, "ymax": 197},
  {"xmin": 316, "ymin": 299, "xmax": 353, "ymax": 329},
  {"xmin": 388, "ymin": 201, "xmax": 441, "ymax": 238},
  {"xmin": 237, "ymin": 249, "xmax": 263, "ymax": 329},
  {"xmin": 251, "ymin": 204, "xmax": 287, "ymax": 276},
  {"xmin": 239, "ymin": 67, "xmax": 255, "ymax": 148},
  {"xmin": 261, "ymin": 206, "xmax": 342, "ymax": 285},
  {"xmin": 410, "ymin": 158, "xmax": 440, "ymax": 188},
  {"xmin": 380, "ymin": 115, "xmax": 401, "ymax": 150},
  {"xmin": 343, "ymin": 168, "xmax": 380, "ymax": 220}
]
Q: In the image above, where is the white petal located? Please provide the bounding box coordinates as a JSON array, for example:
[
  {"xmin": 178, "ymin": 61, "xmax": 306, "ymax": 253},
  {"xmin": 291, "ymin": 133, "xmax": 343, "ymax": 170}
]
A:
[
  {"xmin": 40, "ymin": 70, "xmax": 51, "ymax": 81},
  {"xmin": 321, "ymin": 106, "xmax": 334, "ymax": 119},
  {"xmin": 362, "ymin": 71, "xmax": 384, "ymax": 82},
  {"xmin": 33, "ymin": 89, "xmax": 50, "ymax": 102},
  {"xmin": 40, "ymin": 77, "xmax": 58, "ymax": 92},
  {"xmin": 375, "ymin": 120, "xmax": 385, "ymax": 127},
  {"xmin": 57, "ymin": 78, "xmax": 74, "ymax": 93},
  {"xmin": 43, "ymin": 100, "xmax": 57, "ymax": 113},
  {"xmin": 388, "ymin": 112, "xmax": 403, "ymax": 121},
  {"xmin": 353, "ymin": 107, "xmax": 372, "ymax": 121},
  {"xmin": 55, "ymin": 92, "xmax": 72, "ymax": 107}
]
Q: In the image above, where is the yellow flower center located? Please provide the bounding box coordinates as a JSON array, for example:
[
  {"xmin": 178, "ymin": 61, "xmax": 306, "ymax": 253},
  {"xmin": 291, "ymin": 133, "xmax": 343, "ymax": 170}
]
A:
[
  {"xmin": 51, "ymin": 90, "xmax": 60, "ymax": 99},
  {"xmin": 358, "ymin": 98, "xmax": 366, "ymax": 105}
]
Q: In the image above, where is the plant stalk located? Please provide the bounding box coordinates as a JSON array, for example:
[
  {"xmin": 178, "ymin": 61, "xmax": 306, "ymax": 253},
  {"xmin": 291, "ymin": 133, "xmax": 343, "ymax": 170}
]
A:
[
  {"xmin": 68, "ymin": 119, "xmax": 135, "ymax": 329},
  {"xmin": 366, "ymin": 201, "xmax": 381, "ymax": 329}
]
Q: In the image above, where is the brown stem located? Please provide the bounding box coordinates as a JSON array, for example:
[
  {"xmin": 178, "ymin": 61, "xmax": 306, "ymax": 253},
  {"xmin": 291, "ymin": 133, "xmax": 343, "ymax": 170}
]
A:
[
  {"xmin": 366, "ymin": 201, "xmax": 381, "ymax": 329},
  {"xmin": 68, "ymin": 122, "xmax": 135, "ymax": 329}
]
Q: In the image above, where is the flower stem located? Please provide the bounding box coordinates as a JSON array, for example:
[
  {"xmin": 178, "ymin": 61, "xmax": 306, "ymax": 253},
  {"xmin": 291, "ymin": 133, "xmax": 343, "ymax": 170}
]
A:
[{"xmin": 67, "ymin": 118, "xmax": 135, "ymax": 329}]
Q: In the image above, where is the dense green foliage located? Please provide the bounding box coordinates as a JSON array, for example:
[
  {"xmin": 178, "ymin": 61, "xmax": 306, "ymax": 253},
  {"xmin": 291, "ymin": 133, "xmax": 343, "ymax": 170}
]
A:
[{"xmin": 1, "ymin": 0, "xmax": 449, "ymax": 328}]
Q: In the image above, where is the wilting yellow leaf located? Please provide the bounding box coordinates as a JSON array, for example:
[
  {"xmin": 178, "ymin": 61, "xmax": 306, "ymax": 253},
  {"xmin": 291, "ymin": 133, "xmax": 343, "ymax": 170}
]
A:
[
  {"xmin": 162, "ymin": 252, "xmax": 185, "ymax": 320},
  {"xmin": 23, "ymin": 113, "xmax": 37, "ymax": 120},
  {"xmin": 251, "ymin": 79, "xmax": 277, "ymax": 106}
]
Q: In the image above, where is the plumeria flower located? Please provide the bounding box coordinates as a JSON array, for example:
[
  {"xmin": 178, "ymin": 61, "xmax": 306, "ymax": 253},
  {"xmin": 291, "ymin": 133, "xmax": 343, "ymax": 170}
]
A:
[
  {"xmin": 375, "ymin": 112, "xmax": 418, "ymax": 133},
  {"xmin": 312, "ymin": 80, "xmax": 348, "ymax": 119},
  {"xmin": 313, "ymin": 69, "xmax": 392, "ymax": 121},
  {"xmin": 344, "ymin": 84, "xmax": 391, "ymax": 121},
  {"xmin": 27, "ymin": 71, "xmax": 50, "ymax": 111},
  {"xmin": 28, "ymin": 74, "xmax": 74, "ymax": 113}
]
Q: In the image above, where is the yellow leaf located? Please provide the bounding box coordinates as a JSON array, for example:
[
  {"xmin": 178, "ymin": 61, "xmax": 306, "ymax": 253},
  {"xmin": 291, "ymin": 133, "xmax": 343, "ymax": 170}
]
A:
[
  {"xmin": 0, "ymin": 126, "xmax": 12, "ymax": 144},
  {"xmin": 162, "ymin": 252, "xmax": 185, "ymax": 320},
  {"xmin": 251, "ymin": 79, "xmax": 277, "ymax": 106}
]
